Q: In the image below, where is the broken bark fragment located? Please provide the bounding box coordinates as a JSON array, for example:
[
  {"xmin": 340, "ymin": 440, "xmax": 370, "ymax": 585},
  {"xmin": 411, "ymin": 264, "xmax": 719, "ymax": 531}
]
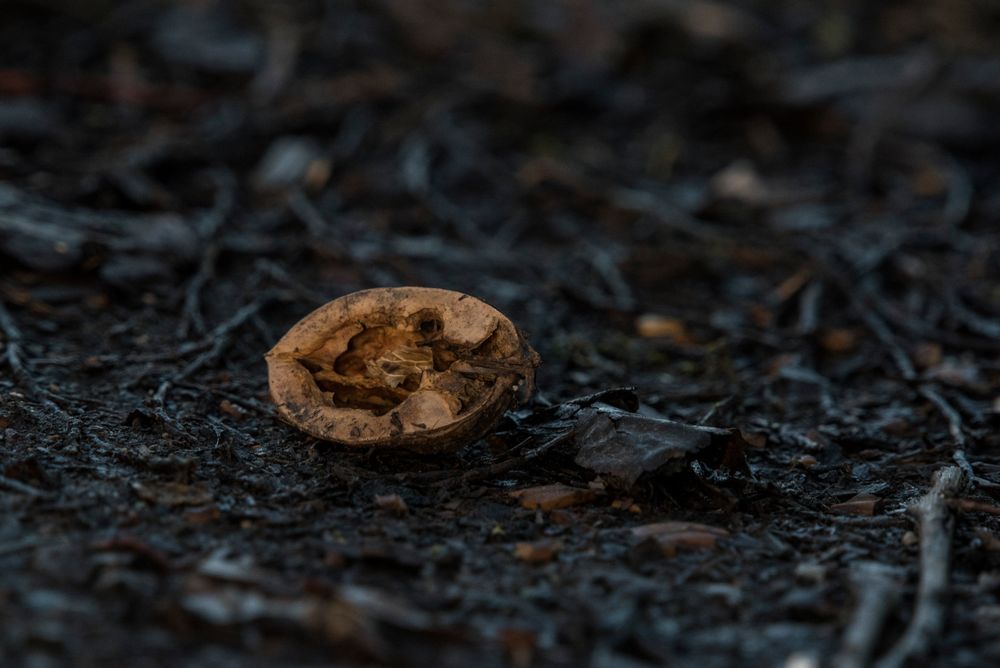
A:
[{"xmin": 266, "ymin": 287, "xmax": 538, "ymax": 452}]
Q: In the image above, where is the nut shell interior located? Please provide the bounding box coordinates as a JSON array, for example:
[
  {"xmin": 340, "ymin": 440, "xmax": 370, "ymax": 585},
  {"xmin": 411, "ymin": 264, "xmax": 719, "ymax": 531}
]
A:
[{"xmin": 266, "ymin": 287, "xmax": 536, "ymax": 452}]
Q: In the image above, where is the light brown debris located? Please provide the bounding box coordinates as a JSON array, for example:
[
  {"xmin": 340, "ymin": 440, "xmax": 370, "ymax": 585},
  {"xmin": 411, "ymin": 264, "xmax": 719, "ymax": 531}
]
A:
[
  {"xmin": 374, "ymin": 493, "xmax": 409, "ymax": 516},
  {"xmin": 631, "ymin": 521, "xmax": 729, "ymax": 557},
  {"xmin": 830, "ymin": 493, "xmax": 881, "ymax": 516},
  {"xmin": 513, "ymin": 539, "xmax": 562, "ymax": 564},
  {"xmin": 509, "ymin": 484, "xmax": 597, "ymax": 511}
]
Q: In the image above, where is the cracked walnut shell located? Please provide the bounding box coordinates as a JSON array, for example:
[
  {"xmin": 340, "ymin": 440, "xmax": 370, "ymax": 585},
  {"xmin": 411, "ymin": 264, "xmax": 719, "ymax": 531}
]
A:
[{"xmin": 266, "ymin": 287, "xmax": 538, "ymax": 452}]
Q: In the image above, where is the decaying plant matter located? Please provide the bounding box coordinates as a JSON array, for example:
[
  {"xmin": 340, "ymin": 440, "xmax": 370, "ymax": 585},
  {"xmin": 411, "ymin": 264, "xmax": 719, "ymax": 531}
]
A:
[{"xmin": 266, "ymin": 287, "xmax": 538, "ymax": 452}]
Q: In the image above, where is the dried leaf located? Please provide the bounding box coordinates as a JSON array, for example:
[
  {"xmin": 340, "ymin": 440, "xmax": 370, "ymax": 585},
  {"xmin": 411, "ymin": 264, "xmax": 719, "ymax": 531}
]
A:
[
  {"xmin": 509, "ymin": 484, "xmax": 596, "ymax": 511},
  {"xmin": 266, "ymin": 287, "xmax": 538, "ymax": 452},
  {"xmin": 573, "ymin": 405, "xmax": 732, "ymax": 486}
]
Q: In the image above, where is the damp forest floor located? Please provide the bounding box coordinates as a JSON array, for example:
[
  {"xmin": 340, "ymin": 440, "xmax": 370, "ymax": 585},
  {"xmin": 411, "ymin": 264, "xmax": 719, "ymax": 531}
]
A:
[{"xmin": 2, "ymin": 2, "xmax": 1000, "ymax": 667}]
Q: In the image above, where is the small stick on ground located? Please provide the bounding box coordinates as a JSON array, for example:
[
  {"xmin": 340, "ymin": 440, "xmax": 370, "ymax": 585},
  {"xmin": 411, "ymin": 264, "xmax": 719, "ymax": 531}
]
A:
[
  {"xmin": 0, "ymin": 300, "xmax": 72, "ymax": 427},
  {"xmin": 919, "ymin": 386, "xmax": 990, "ymax": 491},
  {"xmin": 919, "ymin": 384, "xmax": 967, "ymax": 451},
  {"xmin": 154, "ymin": 296, "xmax": 274, "ymax": 407},
  {"xmin": 154, "ymin": 295, "xmax": 278, "ymax": 441},
  {"xmin": 834, "ymin": 562, "xmax": 904, "ymax": 668},
  {"xmin": 177, "ymin": 242, "xmax": 219, "ymax": 338},
  {"xmin": 874, "ymin": 466, "xmax": 966, "ymax": 668},
  {"xmin": 0, "ymin": 474, "xmax": 48, "ymax": 497},
  {"xmin": 176, "ymin": 168, "xmax": 236, "ymax": 338}
]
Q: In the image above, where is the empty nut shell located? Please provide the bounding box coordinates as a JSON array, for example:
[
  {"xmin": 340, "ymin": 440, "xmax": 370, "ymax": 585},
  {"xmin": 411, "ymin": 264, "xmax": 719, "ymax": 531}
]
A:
[{"xmin": 266, "ymin": 287, "xmax": 538, "ymax": 453}]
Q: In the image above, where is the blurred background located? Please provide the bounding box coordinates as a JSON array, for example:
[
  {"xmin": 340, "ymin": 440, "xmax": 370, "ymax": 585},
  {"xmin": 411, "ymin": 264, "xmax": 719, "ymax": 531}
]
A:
[
  {"xmin": 3, "ymin": 0, "xmax": 999, "ymax": 416},
  {"xmin": 2, "ymin": 1, "xmax": 1000, "ymax": 666}
]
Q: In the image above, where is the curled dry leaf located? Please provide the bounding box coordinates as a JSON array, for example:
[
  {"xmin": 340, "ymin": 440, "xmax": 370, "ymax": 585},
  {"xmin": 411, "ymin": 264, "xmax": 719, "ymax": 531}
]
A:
[{"xmin": 267, "ymin": 287, "xmax": 538, "ymax": 452}]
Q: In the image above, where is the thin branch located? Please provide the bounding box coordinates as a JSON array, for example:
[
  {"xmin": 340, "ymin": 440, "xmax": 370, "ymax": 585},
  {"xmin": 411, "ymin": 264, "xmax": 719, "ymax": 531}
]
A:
[{"xmin": 874, "ymin": 466, "xmax": 967, "ymax": 668}]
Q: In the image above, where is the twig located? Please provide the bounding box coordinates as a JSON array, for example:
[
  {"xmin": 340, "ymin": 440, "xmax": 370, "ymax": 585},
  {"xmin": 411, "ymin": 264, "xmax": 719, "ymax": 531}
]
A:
[
  {"xmin": 396, "ymin": 431, "xmax": 574, "ymax": 487},
  {"xmin": 177, "ymin": 169, "xmax": 237, "ymax": 338},
  {"xmin": 874, "ymin": 466, "xmax": 967, "ymax": 668},
  {"xmin": 177, "ymin": 242, "xmax": 219, "ymax": 337},
  {"xmin": 0, "ymin": 474, "xmax": 47, "ymax": 497},
  {"xmin": 834, "ymin": 562, "xmax": 904, "ymax": 668},
  {"xmin": 1, "ymin": 301, "xmax": 131, "ymax": 455},
  {"xmin": 154, "ymin": 296, "xmax": 274, "ymax": 406},
  {"xmin": 0, "ymin": 537, "xmax": 43, "ymax": 556},
  {"xmin": 154, "ymin": 295, "xmax": 280, "ymax": 440},
  {"xmin": 919, "ymin": 385, "xmax": 967, "ymax": 449},
  {"xmin": 811, "ymin": 254, "xmax": 917, "ymax": 381},
  {"xmin": 0, "ymin": 301, "xmax": 72, "ymax": 427},
  {"xmin": 918, "ymin": 385, "xmax": 982, "ymax": 490},
  {"xmin": 855, "ymin": 304, "xmax": 917, "ymax": 381}
]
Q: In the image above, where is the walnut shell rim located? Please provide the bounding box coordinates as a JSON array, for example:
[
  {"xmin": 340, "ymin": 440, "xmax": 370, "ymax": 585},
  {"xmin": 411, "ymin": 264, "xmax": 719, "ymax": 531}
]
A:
[{"xmin": 265, "ymin": 287, "xmax": 537, "ymax": 453}]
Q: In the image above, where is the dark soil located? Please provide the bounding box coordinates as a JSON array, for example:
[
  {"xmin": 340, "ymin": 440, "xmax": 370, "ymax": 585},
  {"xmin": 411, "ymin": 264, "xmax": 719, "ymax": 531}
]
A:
[{"xmin": 2, "ymin": 1, "xmax": 1000, "ymax": 666}]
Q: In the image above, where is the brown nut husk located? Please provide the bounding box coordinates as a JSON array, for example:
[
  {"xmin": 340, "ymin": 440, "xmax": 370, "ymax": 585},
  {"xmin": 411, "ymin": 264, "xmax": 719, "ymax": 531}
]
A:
[{"xmin": 266, "ymin": 287, "xmax": 538, "ymax": 453}]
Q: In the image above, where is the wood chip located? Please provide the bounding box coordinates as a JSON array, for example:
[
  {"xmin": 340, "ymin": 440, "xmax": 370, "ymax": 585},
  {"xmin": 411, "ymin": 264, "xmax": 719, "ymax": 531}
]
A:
[
  {"xmin": 513, "ymin": 539, "xmax": 562, "ymax": 564},
  {"xmin": 635, "ymin": 314, "xmax": 693, "ymax": 343},
  {"xmin": 374, "ymin": 493, "xmax": 409, "ymax": 516},
  {"xmin": 509, "ymin": 483, "xmax": 596, "ymax": 511},
  {"xmin": 830, "ymin": 493, "xmax": 882, "ymax": 516},
  {"xmin": 740, "ymin": 429, "xmax": 768, "ymax": 448},
  {"xmin": 820, "ymin": 328, "xmax": 859, "ymax": 353},
  {"xmin": 219, "ymin": 399, "xmax": 247, "ymax": 420},
  {"xmin": 631, "ymin": 521, "xmax": 729, "ymax": 557}
]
